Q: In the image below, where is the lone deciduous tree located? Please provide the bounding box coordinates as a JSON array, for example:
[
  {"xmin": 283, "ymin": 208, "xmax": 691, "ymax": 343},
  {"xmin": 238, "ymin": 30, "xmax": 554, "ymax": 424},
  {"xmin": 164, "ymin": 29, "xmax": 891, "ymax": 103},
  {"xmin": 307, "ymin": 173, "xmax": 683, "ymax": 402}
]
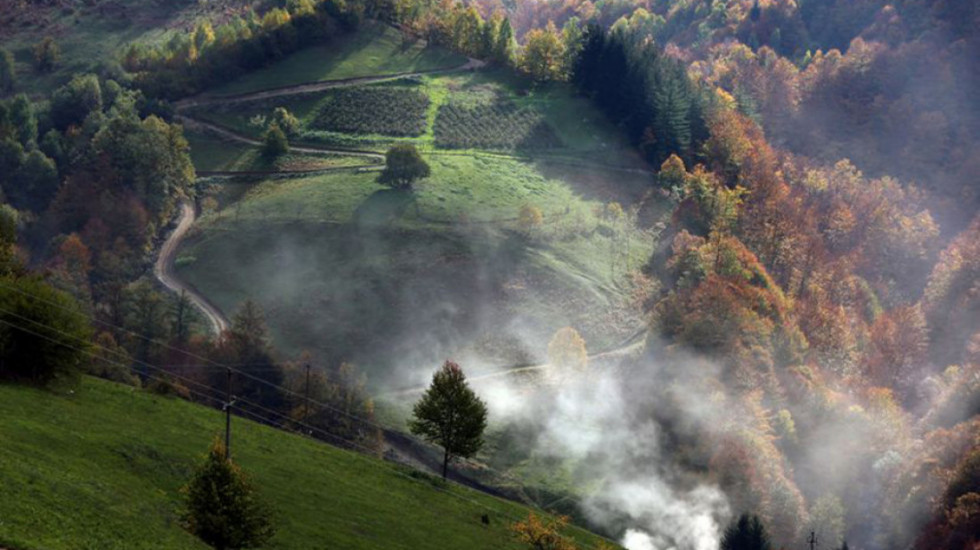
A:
[
  {"xmin": 379, "ymin": 144, "xmax": 430, "ymax": 189},
  {"xmin": 409, "ymin": 360, "xmax": 488, "ymax": 479},
  {"xmin": 547, "ymin": 327, "xmax": 588, "ymax": 375},
  {"xmin": 519, "ymin": 22, "xmax": 566, "ymax": 82},
  {"xmin": 518, "ymin": 204, "xmax": 544, "ymax": 235},
  {"xmin": 182, "ymin": 439, "xmax": 275, "ymax": 550}
]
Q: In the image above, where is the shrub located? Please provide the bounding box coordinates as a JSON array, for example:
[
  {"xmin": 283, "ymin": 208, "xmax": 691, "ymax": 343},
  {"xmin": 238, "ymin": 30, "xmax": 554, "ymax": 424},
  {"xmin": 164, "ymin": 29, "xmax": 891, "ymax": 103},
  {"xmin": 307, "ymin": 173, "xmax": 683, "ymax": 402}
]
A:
[
  {"xmin": 34, "ymin": 37, "xmax": 60, "ymax": 72},
  {"xmin": 517, "ymin": 204, "xmax": 543, "ymax": 234},
  {"xmin": 262, "ymin": 123, "xmax": 289, "ymax": 158},
  {"xmin": 510, "ymin": 513, "xmax": 578, "ymax": 550},
  {"xmin": 146, "ymin": 377, "xmax": 191, "ymax": 399},
  {"xmin": 270, "ymin": 107, "xmax": 299, "ymax": 136}
]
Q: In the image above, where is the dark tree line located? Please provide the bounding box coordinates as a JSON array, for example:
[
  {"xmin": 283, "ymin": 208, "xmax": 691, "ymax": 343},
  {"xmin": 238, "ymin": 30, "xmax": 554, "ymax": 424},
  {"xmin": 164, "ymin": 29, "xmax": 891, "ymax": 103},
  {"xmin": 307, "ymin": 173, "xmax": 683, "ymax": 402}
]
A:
[{"xmin": 571, "ymin": 22, "xmax": 708, "ymax": 166}]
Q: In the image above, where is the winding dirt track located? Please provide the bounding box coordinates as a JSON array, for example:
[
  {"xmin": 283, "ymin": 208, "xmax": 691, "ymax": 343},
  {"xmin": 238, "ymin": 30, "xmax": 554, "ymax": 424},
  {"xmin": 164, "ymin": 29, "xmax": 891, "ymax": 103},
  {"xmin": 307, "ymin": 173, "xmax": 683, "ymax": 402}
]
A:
[
  {"xmin": 157, "ymin": 59, "xmax": 489, "ymax": 332},
  {"xmin": 177, "ymin": 116, "xmax": 386, "ymax": 162},
  {"xmin": 154, "ymin": 202, "xmax": 229, "ymax": 335},
  {"xmin": 176, "ymin": 58, "xmax": 486, "ymax": 109},
  {"xmin": 160, "ymin": 54, "xmax": 651, "ymax": 349},
  {"xmin": 378, "ymin": 329, "xmax": 648, "ymax": 399}
]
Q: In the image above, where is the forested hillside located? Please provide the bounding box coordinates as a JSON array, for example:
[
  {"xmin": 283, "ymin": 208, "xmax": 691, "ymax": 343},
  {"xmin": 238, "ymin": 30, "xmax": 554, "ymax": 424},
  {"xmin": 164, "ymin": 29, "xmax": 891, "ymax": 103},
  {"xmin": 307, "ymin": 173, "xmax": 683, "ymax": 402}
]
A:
[{"xmin": 0, "ymin": 1, "xmax": 977, "ymax": 549}]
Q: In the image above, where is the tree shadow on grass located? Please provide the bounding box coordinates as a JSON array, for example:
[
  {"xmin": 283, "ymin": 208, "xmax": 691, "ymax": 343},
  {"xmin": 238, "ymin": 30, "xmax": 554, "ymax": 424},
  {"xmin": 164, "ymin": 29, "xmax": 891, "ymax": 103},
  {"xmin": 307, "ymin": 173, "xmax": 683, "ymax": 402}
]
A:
[{"xmin": 352, "ymin": 188, "xmax": 415, "ymax": 227}]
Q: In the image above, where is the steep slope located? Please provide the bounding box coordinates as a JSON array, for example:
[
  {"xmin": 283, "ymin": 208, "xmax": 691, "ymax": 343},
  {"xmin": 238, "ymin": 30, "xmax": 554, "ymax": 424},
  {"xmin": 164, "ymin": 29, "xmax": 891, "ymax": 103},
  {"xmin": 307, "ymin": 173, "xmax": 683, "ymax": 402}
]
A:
[{"xmin": 0, "ymin": 377, "xmax": 612, "ymax": 550}]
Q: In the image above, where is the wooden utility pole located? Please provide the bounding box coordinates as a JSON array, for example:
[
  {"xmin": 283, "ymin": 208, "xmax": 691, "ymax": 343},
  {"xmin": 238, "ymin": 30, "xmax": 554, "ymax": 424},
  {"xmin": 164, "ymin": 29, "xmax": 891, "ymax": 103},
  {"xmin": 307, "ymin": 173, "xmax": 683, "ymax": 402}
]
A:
[
  {"xmin": 224, "ymin": 367, "xmax": 233, "ymax": 460},
  {"xmin": 303, "ymin": 363, "xmax": 312, "ymax": 422}
]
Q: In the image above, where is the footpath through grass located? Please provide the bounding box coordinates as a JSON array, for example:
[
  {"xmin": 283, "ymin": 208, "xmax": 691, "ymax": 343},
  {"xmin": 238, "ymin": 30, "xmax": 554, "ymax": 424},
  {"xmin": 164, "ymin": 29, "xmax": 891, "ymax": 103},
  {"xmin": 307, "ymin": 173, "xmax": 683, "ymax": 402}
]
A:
[
  {"xmin": 184, "ymin": 130, "xmax": 368, "ymax": 172},
  {"xmin": 0, "ymin": 377, "xmax": 614, "ymax": 550}
]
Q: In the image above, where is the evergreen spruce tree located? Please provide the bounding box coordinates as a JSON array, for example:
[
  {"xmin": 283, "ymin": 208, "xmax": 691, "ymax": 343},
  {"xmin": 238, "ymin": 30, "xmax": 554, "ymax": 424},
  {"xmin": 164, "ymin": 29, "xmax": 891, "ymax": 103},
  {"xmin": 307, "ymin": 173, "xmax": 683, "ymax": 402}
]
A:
[
  {"xmin": 182, "ymin": 439, "xmax": 275, "ymax": 550},
  {"xmin": 652, "ymin": 65, "xmax": 692, "ymax": 162},
  {"xmin": 493, "ymin": 17, "xmax": 515, "ymax": 65},
  {"xmin": 571, "ymin": 23, "xmax": 605, "ymax": 93},
  {"xmin": 720, "ymin": 514, "xmax": 773, "ymax": 550},
  {"xmin": 410, "ymin": 360, "xmax": 488, "ymax": 479}
]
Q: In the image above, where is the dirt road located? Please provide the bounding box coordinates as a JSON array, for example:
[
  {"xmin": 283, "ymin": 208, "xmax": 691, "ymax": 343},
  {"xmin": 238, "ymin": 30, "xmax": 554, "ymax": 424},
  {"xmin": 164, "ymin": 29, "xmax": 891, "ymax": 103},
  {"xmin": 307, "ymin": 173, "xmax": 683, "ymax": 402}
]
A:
[
  {"xmin": 177, "ymin": 116, "xmax": 386, "ymax": 162},
  {"xmin": 176, "ymin": 58, "xmax": 486, "ymax": 109},
  {"xmin": 154, "ymin": 202, "xmax": 229, "ymax": 335},
  {"xmin": 378, "ymin": 332, "xmax": 648, "ymax": 399}
]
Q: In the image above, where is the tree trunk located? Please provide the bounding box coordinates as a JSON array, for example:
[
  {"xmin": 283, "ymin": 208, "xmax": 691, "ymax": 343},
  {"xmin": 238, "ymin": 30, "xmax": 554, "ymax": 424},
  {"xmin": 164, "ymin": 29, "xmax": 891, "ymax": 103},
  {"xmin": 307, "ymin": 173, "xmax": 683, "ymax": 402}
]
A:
[{"xmin": 442, "ymin": 448, "xmax": 449, "ymax": 480}]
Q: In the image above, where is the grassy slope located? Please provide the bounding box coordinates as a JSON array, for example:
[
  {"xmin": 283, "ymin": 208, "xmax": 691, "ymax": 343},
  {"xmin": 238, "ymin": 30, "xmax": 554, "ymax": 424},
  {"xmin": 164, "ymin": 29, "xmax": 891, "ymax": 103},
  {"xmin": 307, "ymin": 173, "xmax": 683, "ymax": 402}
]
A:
[
  {"xmin": 178, "ymin": 156, "xmax": 658, "ymax": 386},
  {"xmin": 0, "ymin": 377, "xmax": 613, "ymax": 550},
  {"xmin": 179, "ymin": 28, "xmax": 662, "ymax": 385},
  {"xmin": 175, "ymin": 25, "xmax": 664, "ymax": 512},
  {"xmin": 184, "ymin": 130, "xmax": 367, "ymax": 172},
  {"xmin": 211, "ymin": 23, "xmax": 466, "ymax": 96}
]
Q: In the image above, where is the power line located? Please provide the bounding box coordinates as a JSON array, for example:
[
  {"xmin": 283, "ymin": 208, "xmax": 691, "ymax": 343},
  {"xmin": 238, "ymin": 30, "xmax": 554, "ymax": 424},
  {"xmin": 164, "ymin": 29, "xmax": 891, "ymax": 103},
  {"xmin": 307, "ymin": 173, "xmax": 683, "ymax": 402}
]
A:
[
  {"xmin": 0, "ymin": 301, "xmax": 386, "ymax": 457},
  {"xmin": 0, "ymin": 316, "xmax": 603, "ymax": 544},
  {"xmin": 0, "ymin": 292, "xmax": 616, "ymax": 548},
  {"xmin": 0, "ymin": 280, "xmax": 389, "ymax": 431}
]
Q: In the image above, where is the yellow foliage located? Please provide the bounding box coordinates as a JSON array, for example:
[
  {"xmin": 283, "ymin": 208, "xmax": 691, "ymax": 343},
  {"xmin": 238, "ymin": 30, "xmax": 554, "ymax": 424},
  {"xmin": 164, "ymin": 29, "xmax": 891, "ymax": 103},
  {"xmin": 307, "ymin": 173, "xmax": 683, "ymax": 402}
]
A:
[
  {"xmin": 548, "ymin": 327, "xmax": 588, "ymax": 373},
  {"xmin": 510, "ymin": 513, "xmax": 578, "ymax": 550},
  {"xmin": 518, "ymin": 204, "xmax": 544, "ymax": 233}
]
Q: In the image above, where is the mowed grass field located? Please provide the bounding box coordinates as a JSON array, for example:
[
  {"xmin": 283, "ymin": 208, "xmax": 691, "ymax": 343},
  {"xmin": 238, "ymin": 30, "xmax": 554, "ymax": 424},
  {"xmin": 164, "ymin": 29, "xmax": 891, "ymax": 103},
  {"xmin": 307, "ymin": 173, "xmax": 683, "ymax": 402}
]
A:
[
  {"xmin": 0, "ymin": 377, "xmax": 616, "ymax": 550},
  {"xmin": 210, "ymin": 22, "xmax": 467, "ymax": 96},
  {"xmin": 177, "ymin": 155, "xmax": 662, "ymax": 387}
]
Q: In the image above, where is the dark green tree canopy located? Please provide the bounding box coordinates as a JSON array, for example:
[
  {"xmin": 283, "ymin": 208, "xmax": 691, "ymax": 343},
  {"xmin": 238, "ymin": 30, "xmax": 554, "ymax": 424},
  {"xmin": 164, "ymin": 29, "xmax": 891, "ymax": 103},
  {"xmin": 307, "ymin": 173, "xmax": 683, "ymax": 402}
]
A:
[
  {"xmin": 379, "ymin": 143, "xmax": 430, "ymax": 189},
  {"xmin": 410, "ymin": 360, "xmax": 488, "ymax": 479},
  {"xmin": 182, "ymin": 439, "xmax": 275, "ymax": 550},
  {"xmin": 8, "ymin": 94, "xmax": 37, "ymax": 147},
  {"xmin": 12, "ymin": 149, "xmax": 59, "ymax": 213},
  {"xmin": 0, "ymin": 275, "xmax": 93, "ymax": 386},
  {"xmin": 721, "ymin": 514, "xmax": 773, "ymax": 550},
  {"xmin": 50, "ymin": 74, "xmax": 103, "ymax": 130}
]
